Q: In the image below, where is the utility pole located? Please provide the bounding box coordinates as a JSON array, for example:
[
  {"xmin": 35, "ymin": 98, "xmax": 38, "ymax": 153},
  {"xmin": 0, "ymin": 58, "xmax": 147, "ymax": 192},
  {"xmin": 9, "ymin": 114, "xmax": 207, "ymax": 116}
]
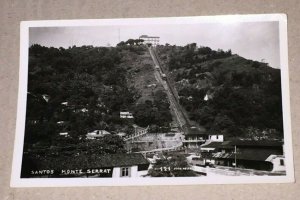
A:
[{"xmin": 234, "ymin": 145, "xmax": 237, "ymax": 169}]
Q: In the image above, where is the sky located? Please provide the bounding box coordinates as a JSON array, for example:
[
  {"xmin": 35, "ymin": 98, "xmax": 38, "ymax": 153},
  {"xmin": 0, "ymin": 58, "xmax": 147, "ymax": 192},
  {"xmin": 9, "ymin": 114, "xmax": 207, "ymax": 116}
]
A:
[{"xmin": 29, "ymin": 21, "xmax": 280, "ymax": 68}]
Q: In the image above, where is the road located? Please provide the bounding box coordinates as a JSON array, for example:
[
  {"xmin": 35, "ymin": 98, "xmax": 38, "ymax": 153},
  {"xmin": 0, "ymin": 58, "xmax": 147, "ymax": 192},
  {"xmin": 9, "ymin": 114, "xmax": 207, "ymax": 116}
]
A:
[
  {"xmin": 192, "ymin": 165, "xmax": 286, "ymax": 176},
  {"xmin": 148, "ymin": 47, "xmax": 189, "ymax": 133}
]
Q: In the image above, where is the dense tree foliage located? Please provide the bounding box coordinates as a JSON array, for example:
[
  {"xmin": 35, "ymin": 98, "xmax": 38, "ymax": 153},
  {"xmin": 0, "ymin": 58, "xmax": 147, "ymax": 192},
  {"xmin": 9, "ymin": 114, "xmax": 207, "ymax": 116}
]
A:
[
  {"xmin": 25, "ymin": 43, "xmax": 173, "ymax": 147},
  {"xmin": 133, "ymin": 90, "xmax": 172, "ymax": 128},
  {"xmin": 156, "ymin": 44, "xmax": 283, "ymax": 139},
  {"xmin": 147, "ymin": 154, "xmax": 197, "ymax": 177}
]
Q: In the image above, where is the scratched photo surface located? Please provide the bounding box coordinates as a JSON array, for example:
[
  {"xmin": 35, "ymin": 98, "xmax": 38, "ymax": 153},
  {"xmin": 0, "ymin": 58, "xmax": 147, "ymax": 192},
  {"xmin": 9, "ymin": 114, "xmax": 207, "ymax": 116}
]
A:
[{"xmin": 12, "ymin": 16, "xmax": 293, "ymax": 185}]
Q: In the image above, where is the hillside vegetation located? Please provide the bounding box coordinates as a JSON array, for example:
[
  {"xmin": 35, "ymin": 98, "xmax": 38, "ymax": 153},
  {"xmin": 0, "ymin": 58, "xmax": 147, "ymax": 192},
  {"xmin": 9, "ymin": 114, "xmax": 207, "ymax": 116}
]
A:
[
  {"xmin": 156, "ymin": 44, "xmax": 283, "ymax": 140},
  {"xmin": 26, "ymin": 44, "xmax": 172, "ymax": 146}
]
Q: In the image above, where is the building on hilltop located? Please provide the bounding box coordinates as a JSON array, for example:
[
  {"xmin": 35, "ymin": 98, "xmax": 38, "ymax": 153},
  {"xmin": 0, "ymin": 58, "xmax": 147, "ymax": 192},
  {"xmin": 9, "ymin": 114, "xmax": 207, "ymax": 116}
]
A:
[{"xmin": 139, "ymin": 35, "xmax": 160, "ymax": 46}]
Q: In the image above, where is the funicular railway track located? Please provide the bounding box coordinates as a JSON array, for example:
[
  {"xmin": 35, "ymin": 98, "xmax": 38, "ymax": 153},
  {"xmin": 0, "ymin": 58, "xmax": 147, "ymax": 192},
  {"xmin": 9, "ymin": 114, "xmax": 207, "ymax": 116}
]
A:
[{"xmin": 149, "ymin": 47, "xmax": 192, "ymax": 134}]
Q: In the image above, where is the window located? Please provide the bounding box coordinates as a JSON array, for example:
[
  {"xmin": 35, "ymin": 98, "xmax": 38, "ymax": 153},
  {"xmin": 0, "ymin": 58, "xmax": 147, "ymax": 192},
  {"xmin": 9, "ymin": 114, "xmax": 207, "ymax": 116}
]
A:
[
  {"xmin": 121, "ymin": 167, "xmax": 130, "ymax": 177},
  {"xmin": 280, "ymin": 159, "xmax": 285, "ymax": 166},
  {"xmin": 216, "ymin": 135, "xmax": 219, "ymax": 139}
]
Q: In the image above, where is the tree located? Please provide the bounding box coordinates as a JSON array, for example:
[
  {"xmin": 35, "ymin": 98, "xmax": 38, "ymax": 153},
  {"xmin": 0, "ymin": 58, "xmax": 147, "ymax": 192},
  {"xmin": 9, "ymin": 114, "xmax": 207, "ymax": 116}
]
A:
[{"xmin": 148, "ymin": 154, "xmax": 197, "ymax": 177}]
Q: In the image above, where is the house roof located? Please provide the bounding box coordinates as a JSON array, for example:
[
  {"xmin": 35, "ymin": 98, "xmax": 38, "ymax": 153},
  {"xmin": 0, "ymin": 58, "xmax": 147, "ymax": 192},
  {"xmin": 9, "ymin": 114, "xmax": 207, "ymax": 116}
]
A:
[
  {"xmin": 213, "ymin": 148, "xmax": 283, "ymax": 161},
  {"xmin": 32, "ymin": 153, "xmax": 149, "ymax": 170},
  {"xmin": 87, "ymin": 153, "xmax": 150, "ymax": 168},
  {"xmin": 87, "ymin": 130, "xmax": 111, "ymax": 135},
  {"xmin": 139, "ymin": 35, "xmax": 160, "ymax": 39},
  {"xmin": 201, "ymin": 140, "xmax": 283, "ymax": 150},
  {"xmin": 231, "ymin": 140, "xmax": 283, "ymax": 147},
  {"xmin": 186, "ymin": 127, "xmax": 207, "ymax": 136},
  {"xmin": 201, "ymin": 141, "xmax": 233, "ymax": 149}
]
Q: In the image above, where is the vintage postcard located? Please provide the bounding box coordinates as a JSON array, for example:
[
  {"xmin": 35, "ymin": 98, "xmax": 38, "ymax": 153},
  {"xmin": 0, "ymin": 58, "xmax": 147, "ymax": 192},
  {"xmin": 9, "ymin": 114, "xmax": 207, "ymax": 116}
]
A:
[{"xmin": 11, "ymin": 14, "xmax": 294, "ymax": 187}]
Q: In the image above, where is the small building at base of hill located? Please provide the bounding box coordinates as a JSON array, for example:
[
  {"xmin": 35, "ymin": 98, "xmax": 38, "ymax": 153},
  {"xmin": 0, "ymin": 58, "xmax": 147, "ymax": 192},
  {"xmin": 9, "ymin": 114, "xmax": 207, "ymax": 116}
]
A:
[
  {"xmin": 203, "ymin": 140, "xmax": 285, "ymax": 172},
  {"xmin": 183, "ymin": 128, "xmax": 208, "ymax": 149}
]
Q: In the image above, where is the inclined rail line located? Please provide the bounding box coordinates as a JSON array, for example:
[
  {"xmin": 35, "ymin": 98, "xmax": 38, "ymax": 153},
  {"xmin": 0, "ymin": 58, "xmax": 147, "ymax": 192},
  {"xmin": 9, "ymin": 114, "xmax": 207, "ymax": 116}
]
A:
[{"xmin": 149, "ymin": 47, "xmax": 192, "ymax": 133}]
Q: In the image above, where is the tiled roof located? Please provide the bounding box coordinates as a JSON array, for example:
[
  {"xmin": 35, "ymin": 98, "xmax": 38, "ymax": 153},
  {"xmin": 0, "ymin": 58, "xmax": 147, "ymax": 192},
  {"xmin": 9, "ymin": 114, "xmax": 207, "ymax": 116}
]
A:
[
  {"xmin": 88, "ymin": 153, "xmax": 149, "ymax": 168},
  {"xmin": 232, "ymin": 140, "xmax": 283, "ymax": 147},
  {"xmin": 213, "ymin": 148, "xmax": 283, "ymax": 161},
  {"xmin": 186, "ymin": 127, "xmax": 207, "ymax": 136},
  {"xmin": 201, "ymin": 141, "xmax": 233, "ymax": 149},
  {"xmin": 201, "ymin": 140, "xmax": 283, "ymax": 150},
  {"xmin": 32, "ymin": 153, "xmax": 149, "ymax": 170}
]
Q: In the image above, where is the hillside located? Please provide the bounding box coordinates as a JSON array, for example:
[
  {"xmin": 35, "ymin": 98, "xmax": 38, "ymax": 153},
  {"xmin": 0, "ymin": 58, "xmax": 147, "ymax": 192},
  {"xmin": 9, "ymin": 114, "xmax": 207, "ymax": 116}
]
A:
[
  {"xmin": 25, "ymin": 44, "xmax": 172, "ymax": 146},
  {"xmin": 156, "ymin": 44, "xmax": 283, "ymax": 140}
]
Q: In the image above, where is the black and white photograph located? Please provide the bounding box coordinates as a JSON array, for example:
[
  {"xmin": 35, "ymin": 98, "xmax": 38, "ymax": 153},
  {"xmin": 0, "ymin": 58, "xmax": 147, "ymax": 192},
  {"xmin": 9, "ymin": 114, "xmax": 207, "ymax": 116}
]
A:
[{"xmin": 11, "ymin": 14, "xmax": 294, "ymax": 187}]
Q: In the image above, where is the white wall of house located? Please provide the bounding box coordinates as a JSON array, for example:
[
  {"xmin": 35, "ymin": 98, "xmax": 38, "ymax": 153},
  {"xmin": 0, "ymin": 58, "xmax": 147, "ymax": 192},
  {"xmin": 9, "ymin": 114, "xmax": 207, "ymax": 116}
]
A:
[
  {"xmin": 112, "ymin": 165, "xmax": 144, "ymax": 178},
  {"xmin": 209, "ymin": 135, "xmax": 224, "ymax": 142},
  {"xmin": 112, "ymin": 167, "xmax": 121, "ymax": 178},
  {"xmin": 267, "ymin": 155, "xmax": 286, "ymax": 172},
  {"xmin": 130, "ymin": 166, "xmax": 138, "ymax": 177},
  {"xmin": 200, "ymin": 147, "xmax": 215, "ymax": 152}
]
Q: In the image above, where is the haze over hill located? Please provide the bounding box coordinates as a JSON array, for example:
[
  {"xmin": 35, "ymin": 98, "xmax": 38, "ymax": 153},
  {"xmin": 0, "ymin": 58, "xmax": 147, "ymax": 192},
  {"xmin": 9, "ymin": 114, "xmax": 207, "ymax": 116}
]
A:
[{"xmin": 29, "ymin": 21, "xmax": 280, "ymax": 68}]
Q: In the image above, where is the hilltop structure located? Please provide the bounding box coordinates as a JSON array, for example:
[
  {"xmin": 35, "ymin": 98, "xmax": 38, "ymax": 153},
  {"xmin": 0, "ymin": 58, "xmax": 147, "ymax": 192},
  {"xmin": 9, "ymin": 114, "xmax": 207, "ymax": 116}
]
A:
[{"xmin": 139, "ymin": 35, "xmax": 160, "ymax": 46}]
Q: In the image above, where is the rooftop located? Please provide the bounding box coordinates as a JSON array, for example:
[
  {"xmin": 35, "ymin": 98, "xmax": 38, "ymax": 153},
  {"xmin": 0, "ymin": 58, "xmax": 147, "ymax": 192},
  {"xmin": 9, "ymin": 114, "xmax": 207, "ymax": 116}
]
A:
[
  {"xmin": 201, "ymin": 140, "xmax": 283, "ymax": 149},
  {"xmin": 213, "ymin": 148, "xmax": 283, "ymax": 161},
  {"xmin": 231, "ymin": 140, "xmax": 283, "ymax": 147},
  {"xmin": 32, "ymin": 153, "xmax": 149, "ymax": 170},
  {"xmin": 201, "ymin": 141, "xmax": 233, "ymax": 149},
  {"xmin": 139, "ymin": 35, "xmax": 160, "ymax": 39},
  {"xmin": 186, "ymin": 127, "xmax": 207, "ymax": 136}
]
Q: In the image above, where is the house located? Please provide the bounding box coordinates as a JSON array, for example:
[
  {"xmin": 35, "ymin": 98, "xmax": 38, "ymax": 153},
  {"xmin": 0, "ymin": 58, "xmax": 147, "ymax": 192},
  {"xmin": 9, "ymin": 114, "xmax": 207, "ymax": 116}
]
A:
[
  {"xmin": 212, "ymin": 140, "xmax": 284, "ymax": 171},
  {"xmin": 59, "ymin": 132, "xmax": 69, "ymax": 137},
  {"xmin": 86, "ymin": 130, "xmax": 111, "ymax": 139},
  {"xmin": 57, "ymin": 121, "xmax": 65, "ymax": 125},
  {"xmin": 266, "ymin": 155, "xmax": 286, "ymax": 172},
  {"xmin": 200, "ymin": 141, "xmax": 233, "ymax": 152},
  {"xmin": 208, "ymin": 134, "xmax": 224, "ymax": 142},
  {"xmin": 183, "ymin": 128, "xmax": 207, "ymax": 149},
  {"xmin": 61, "ymin": 102, "xmax": 68, "ymax": 106},
  {"xmin": 120, "ymin": 111, "xmax": 134, "ymax": 119},
  {"xmin": 117, "ymin": 132, "xmax": 126, "ymax": 137},
  {"xmin": 80, "ymin": 108, "xmax": 88, "ymax": 113},
  {"xmin": 139, "ymin": 35, "xmax": 160, "ymax": 46},
  {"xmin": 198, "ymin": 141, "xmax": 233, "ymax": 166},
  {"xmin": 25, "ymin": 153, "xmax": 150, "ymax": 178},
  {"xmin": 95, "ymin": 153, "xmax": 150, "ymax": 178}
]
